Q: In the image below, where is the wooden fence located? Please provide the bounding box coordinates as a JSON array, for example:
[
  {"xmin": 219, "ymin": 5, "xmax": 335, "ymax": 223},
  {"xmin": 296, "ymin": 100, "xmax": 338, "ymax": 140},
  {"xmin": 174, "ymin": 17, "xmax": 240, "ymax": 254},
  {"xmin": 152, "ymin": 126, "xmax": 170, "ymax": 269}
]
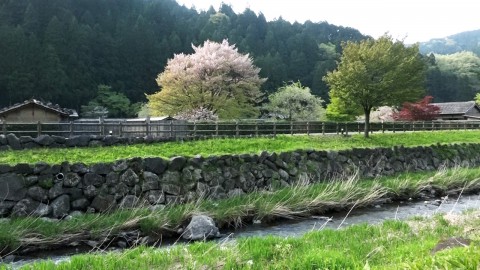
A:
[{"xmin": 2, "ymin": 119, "xmax": 480, "ymax": 138}]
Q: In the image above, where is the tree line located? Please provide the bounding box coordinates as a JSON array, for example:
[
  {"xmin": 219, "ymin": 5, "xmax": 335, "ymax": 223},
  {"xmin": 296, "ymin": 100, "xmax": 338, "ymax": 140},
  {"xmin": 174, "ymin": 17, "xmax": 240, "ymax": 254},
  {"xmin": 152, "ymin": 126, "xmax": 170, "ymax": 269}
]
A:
[
  {"xmin": 0, "ymin": 0, "xmax": 364, "ymax": 115},
  {"xmin": 0, "ymin": 0, "xmax": 478, "ymax": 118}
]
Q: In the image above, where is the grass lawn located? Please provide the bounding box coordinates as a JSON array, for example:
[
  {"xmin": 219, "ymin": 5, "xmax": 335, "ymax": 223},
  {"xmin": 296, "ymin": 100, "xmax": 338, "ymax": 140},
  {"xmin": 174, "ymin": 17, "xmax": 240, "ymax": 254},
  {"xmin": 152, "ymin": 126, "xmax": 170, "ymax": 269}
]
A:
[{"xmin": 1, "ymin": 130, "xmax": 480, "ymax": 165}]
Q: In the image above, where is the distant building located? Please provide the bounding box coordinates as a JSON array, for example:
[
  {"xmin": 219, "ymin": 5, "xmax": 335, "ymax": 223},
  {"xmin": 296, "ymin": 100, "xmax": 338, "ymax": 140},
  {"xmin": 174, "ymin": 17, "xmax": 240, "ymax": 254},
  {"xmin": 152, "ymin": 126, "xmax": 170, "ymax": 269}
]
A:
[
  {"xmin": 0, "ymin": 99, "xmax": 78, "ymax": 123},
  {"xmin": 431, "ymin": 101, "xmax": 480, "ymax": 120}
]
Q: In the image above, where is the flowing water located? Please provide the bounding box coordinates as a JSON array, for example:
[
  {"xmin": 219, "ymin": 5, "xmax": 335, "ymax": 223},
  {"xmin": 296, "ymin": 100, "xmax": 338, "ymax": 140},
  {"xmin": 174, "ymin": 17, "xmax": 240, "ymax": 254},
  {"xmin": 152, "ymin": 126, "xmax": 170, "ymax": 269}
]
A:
[{"xmin": 5, "ymin": 193, "xmax": 480, "ymax": 269}]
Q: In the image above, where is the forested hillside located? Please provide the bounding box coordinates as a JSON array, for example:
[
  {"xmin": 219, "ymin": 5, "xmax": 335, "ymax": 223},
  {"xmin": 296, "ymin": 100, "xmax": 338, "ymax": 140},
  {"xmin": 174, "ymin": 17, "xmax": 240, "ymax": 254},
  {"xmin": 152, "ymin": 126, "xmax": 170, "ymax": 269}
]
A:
[
  {"xmin": 420, "ymin": 29, "xmax": 480, "ymax": 56},
  {"xmin": 0, "ymin": 0, "xmax": 365, "ymax": 112}
]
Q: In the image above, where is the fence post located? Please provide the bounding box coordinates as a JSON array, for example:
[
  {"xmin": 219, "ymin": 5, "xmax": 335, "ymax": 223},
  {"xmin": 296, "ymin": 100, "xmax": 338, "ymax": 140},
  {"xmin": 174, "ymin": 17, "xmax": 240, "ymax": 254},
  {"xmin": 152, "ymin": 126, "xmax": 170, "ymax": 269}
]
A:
[
  {"xmin": 193, "ymin": 121, "xmax": 197, "ymax": 137},
  {"xmin": 345, "ymin": 123, "xmax": 348, "ymax": 136},
  {"xmin": 392, "ymin": 122, "xmax": 395, "ymax": 133},
  {"xmin": 290, "ymin": 121, "xmax": 293, "ymax": 135},
  {"xmin": 322, "ymin": 122, "xmax": 325, "ymax": 135},
  {"xmin": 336, "ymin": 122, "xmax": 339, "ymax": 135},
  {"xmin": 99, "ymin": 117, "xmax": 105, "ymax": 136},
  {"xmin": 2, "ymin": 121, "xmax": 5, "ymax": 135},
  {"xmin": 69, "ymin": 121, "xmax": 73, "ymax": 137},
  {"xmin": 37, "ymin": 121, "xmax": 41, "ymax": 137},
  {"xmin": 381, "ymin": 121, "xmax": 384, "ymax": 133},
  {"xmin": 273, "ymin": 121, "xmax": 276, "ymax": 137},
  {"xmin": 255, "ymin": 121, "xmax": 259, "ymax": 136},
  {"xmin": 358, "ymin": 122, "xmax": 360, "ymax": 134},
  {"xmin": 432, "ymin": 122, "xmax": 434, "ymax": 131},
  {"xmin": 306, "ymin": 122, "xmax": 310, "ymax": 135},
  {"xmin": 119, "ymin": 122, "xmax": 123, "ymax": 137},
  {"xmin": 145, "ymin": 116, "xmax": 150, "ymax": 136},
  {"xmin": 235, "ymin": 121, "xmax": 239, "ymax": 137},
  {"xmin": 170, "ymin": 120, "xmax": 174, "ymax": 138}
]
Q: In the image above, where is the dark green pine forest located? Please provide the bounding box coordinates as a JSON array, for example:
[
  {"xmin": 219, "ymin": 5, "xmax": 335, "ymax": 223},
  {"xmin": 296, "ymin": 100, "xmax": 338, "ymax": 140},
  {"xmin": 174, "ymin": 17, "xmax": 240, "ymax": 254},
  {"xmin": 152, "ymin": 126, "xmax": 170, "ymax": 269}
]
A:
[{"xmin": 1, "ymin": 0, "xmax": 479, "ymax": 116}]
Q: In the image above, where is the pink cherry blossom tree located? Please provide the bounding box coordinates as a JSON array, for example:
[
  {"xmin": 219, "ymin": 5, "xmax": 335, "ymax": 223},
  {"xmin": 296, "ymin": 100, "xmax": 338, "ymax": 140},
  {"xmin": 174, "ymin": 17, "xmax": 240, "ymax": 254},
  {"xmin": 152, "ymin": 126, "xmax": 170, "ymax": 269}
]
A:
[{"xmin": 147, "ymin": 40, "xmax": 265, "ymax": 119}]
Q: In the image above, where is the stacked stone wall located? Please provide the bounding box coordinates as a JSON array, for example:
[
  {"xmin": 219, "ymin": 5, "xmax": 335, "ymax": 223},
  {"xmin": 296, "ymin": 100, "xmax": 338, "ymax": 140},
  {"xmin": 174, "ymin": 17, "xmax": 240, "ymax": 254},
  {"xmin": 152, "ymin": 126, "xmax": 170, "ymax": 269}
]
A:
[{"xmin": 1, "ymin": 143, "xmax": 479, "ymax": 218}]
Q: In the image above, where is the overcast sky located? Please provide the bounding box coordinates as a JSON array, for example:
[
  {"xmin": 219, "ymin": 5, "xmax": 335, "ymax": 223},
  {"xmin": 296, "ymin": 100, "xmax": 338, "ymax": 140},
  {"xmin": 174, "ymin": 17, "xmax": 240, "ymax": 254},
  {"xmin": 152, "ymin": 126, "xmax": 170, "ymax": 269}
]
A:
[{"xmin": 176, "ymin": 0, "xmax": 480, "ymax": 44}]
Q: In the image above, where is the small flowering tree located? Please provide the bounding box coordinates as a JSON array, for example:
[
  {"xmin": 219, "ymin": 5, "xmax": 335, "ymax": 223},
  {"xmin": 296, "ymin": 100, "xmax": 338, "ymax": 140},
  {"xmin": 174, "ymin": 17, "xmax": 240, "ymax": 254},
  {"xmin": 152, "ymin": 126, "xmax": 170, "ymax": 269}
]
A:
[
  {"xmin": 147, "ymin": 40, "xmax": 265, "ymax": 119},
  {"xmin": 392, "ymin": 96, "xmax": 440, "ymax": 121}
]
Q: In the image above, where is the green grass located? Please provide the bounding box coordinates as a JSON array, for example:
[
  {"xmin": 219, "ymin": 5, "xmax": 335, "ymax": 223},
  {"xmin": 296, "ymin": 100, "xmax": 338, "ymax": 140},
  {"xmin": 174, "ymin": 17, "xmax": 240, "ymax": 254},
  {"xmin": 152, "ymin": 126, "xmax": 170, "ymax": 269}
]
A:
[
  {"xmin": 1, "ymin": 130, "xmax": 480, "ymax": 165},
  {"xmin": 1, "ymin": 166, "xmax": 480, "ymax": 257},
  {"xmin": 9, "ymin": 209, "xmax": 480, "ymax": 270}
]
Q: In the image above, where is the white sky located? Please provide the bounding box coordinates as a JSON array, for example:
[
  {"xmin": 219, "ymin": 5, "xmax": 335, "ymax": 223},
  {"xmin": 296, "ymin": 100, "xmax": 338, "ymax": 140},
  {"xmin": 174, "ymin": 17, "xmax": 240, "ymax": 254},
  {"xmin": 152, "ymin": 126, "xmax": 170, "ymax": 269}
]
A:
[{"xmin": 176, "ymin": 0, "xmax": 480, "ymax": 44}]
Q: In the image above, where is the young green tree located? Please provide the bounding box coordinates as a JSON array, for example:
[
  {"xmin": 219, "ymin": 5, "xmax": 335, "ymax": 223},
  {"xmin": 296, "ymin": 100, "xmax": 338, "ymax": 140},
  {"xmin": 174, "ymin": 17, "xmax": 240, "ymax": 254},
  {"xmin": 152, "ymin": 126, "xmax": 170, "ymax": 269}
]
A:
[
  {"xmin": 263, "ymin": 82, "xmax": 325, "ymax": 121},
  {"xmin": 324, "ymin": 35, "xmax": 426, "ymax": 137},
  {"xmin": 147, "ymin": 40, "xmax": 266, "ymax": 119},
  {"xmin": 81, "ymin": 85, "xmax": 136, "ymax": 118}
]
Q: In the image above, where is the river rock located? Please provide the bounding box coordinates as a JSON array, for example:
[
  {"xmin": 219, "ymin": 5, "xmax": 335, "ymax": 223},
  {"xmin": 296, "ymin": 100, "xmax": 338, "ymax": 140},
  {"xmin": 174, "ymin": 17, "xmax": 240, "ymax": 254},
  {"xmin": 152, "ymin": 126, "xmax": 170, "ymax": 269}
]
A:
[
  {"xmin": 71, "ymin": 198, "xmax": 90, "ymax": 211},
  {"xmin": 120, "ymin": 169, "xmax": 139, "ymax": 187},
  {"xmin": 63, "ymin": 173, "xmax": 81, "ymax": 187},
  {"xmin": 169, "ymin": 156, "xmax": 187, "ymax": 171},
  {"xmin": 106, "ymin": 172, "xmax": 120, "ymax": 187},
  {"xmin": 162, "ymin": 183, "xmax": 181, "ymax": 195},
  {"xmin": 183, "ymin": 215, "xmax": 221, "ymax": 240},
  {"xmin": 0, "ymin": 134, "xmax": 6, "ymax": 145},
  {"xmin": 83, "ymin": 173, "xmax": 104, "ymax": 187},
  {"xmin": 91, "ymin": 163, "xmax": 112, "ymax": 175},
  {"xmin": 70, "ymin": 163, "xmax": 89, "ymax": 174},
  {"xmin": 91, "ymin": 194, "xmax": 116, "ymax": 212},
  {"xmin": 51, "ymin": 195, "xmax": 70, "ymax": 218},
  {"xmin": 0, "ymin": 164, "xmax": 12, "ymax": 174},
  {"xmin": 145, "ymin": 190, "xmax": 165, "ymax": 205},
  {"xmin": 144, "ymin": 157, "xmax": 168, "ymax": 174},
  {"xmin": 11, "ymin": 198, "xmax": 39, "ymax": 217},
  {"xmin": 34, "ymin": 135, "xmax": 54, "ymax": 146},
  {"xmin": 33, "ymin": 203, "xmax": 52, "ymax": 217},
  {"xmin": 0, "ymin": 173, "xmax": 26, "ymax": 201},
  {"xmin": 119, "ymin": 195, "xmax": 141, "ymax": 209},
  {"xmin": 66, "ymin": 135, "xmax": 91, "ymax": 147},
  {"xmin": 6, "ymin": 133, "xmax": 22, "ymax": 150},
  {"xmin": 142, "ymin": 171, "xmax": 160, "ymax": 191},
  {"xmin": 0, "ymin": 201, "xmax": 16, "ymax": 216},
  {"xmin": 27, "ymin": 186, "xmax": 48, "ymax": 202}
]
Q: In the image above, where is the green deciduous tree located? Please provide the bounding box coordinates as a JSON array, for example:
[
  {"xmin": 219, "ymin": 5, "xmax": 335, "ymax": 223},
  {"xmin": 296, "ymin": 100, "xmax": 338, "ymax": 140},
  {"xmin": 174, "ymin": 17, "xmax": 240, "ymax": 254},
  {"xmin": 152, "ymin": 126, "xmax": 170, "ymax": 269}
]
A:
[
  {"xmin": 147, "ymin": 39, "xmax": 266, "ymax": 119},
  {"xmin": 263, "ymin": 82, "xmax": 325, "ymax": 121},
  {"xmin": 324, "ymin": 35, "xmax": 426, "ymax": 137},
  {"xmin": 81, "ymin": 85, "xmax": 136, "ymax": 118}
]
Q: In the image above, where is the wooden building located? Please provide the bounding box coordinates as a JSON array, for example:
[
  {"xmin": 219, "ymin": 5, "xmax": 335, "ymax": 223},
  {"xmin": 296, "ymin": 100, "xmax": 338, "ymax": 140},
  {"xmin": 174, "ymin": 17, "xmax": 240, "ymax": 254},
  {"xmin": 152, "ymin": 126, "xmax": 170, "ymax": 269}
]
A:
[
  {"xmin": 431, "ymin": 101, "xmax": 480, "ymax": 120},
  {"xmin": 0, "ymin": 99, "xmax": 78, "ymax": 123}
]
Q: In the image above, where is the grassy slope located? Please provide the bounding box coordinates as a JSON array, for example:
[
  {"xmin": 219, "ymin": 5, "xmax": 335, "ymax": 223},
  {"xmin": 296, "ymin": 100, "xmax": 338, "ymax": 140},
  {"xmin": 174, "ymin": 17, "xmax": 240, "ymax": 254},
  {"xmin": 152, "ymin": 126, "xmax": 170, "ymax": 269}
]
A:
[{"xmin": 1, "ymin": 130, "xmax": 480, "ymax": 165}]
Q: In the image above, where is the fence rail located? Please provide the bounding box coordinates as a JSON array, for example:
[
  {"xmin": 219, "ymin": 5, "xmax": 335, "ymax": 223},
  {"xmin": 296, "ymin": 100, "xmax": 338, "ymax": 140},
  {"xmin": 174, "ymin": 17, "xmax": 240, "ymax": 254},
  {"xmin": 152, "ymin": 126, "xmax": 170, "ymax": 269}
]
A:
[{"xmin": 2, "ymin": 119, "xmax": 480, "ymax": 138}]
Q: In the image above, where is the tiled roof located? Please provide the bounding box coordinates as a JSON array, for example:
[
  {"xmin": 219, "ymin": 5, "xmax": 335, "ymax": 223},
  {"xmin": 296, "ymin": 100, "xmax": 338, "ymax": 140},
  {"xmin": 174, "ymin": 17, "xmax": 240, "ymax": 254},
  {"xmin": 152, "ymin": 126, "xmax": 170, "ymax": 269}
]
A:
[
  {"xmin": 431, "ymin": 101, "xmax": 477, "ymax": 115},
  {"xmin": 0, "ymin": 99, "xmax": 78, "ymax": 117}
]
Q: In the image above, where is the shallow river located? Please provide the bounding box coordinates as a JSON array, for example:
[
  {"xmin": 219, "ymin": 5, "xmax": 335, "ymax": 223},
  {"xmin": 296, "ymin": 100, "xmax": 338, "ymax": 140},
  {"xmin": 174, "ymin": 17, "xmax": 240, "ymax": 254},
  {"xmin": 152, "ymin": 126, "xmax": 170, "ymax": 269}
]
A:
[{"xmin": 5, "ymin": 193, "xmax": 480, "ymax": 268}]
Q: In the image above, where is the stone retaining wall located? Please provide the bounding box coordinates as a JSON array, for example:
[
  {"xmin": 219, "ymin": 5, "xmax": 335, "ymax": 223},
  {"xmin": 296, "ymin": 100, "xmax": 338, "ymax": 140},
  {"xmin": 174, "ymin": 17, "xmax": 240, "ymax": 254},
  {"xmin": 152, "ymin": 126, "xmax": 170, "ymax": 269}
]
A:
[{"xmin": 1, "ymin": 143, "xmax": 479, "ymax": 218}]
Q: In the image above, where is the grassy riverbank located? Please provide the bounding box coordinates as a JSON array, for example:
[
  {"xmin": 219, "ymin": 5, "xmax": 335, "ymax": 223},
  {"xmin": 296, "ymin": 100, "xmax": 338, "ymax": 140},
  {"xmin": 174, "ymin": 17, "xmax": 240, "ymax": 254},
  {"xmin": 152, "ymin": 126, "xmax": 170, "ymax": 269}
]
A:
[
  {"xmin": 1, "ymin": 166, "xmax": 480, "ymax": 259},
  {"xmin": 14, "ymin": 209, "xmax": 480, "ymax": 269},
  {"xmin": 1, "ymin": 130, "xmax": 480, "ymax": 165}
]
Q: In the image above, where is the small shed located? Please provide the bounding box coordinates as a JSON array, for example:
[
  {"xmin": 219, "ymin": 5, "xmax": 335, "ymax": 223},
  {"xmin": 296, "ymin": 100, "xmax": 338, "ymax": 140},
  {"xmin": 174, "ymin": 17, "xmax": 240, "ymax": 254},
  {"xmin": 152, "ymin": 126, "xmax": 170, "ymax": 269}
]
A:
[
  {"xmin": 431, "ymin": 101, "xmax": 480, "ymax": 120},
  {"xmin": 0, "ymin": 99, "xmax": 78, "ymax": 123}
]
